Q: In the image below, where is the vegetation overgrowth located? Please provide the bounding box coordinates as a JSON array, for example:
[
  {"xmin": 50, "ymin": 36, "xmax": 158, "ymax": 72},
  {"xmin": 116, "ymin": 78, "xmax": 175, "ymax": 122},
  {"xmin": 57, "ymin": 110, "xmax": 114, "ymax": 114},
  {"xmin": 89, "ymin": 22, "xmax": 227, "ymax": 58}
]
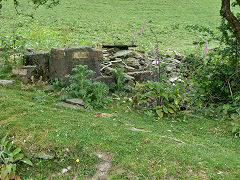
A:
[{"xmin": 0, "ymin": 0, "xmax": 240, "ymax": 179}]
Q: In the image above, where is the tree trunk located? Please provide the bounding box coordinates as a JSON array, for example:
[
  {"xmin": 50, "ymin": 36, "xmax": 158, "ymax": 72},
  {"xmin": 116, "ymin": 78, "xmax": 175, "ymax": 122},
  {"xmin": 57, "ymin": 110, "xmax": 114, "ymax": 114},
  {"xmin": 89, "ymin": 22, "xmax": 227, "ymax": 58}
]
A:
[{"xmin": 220, "ymin": 0, "xmax": 240, "ymax": 41}]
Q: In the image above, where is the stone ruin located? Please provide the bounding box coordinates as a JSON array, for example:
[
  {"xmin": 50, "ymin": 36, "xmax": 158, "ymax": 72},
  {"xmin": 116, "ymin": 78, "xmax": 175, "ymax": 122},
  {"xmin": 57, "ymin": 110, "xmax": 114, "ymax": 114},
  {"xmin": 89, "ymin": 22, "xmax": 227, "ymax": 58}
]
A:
[{"xmin": 10, "ymin": 45, "xmax": 186, "ymax": 86}]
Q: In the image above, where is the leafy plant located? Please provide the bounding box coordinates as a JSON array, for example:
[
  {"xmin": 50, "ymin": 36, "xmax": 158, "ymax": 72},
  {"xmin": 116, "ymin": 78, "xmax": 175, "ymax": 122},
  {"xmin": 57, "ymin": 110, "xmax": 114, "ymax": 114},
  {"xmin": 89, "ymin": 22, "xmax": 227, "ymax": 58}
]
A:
[
  {"xmin": 132, "ymin": 80, "xmax": 185, "ymax": 120},
  {"xmin": 35, "ymin": 90, "xmax": 49, "ymax": 104},
  {"xmin": 52, "ymin": 78, "xmax": 66, "ymax": 91},
  {"xmin": 61, "ymin": 65, "xmax": 110, "ymax": 108},
  {"xmin": 182, "ymin": 50, "xmax": 239, "ymax": 105},
  {"xmin": 231, "ymin": 108, "xmax": 240, "ymax": 137},
  {"xmin": 110, "ymin": 68, "xmax": 132, "ymax": 93},
  {"xmin": 232, "ymin": 124, "xmax": 240, "ymax": 137},
  {"xmin": 0, "ymin": 136, "xmax": 32, "ymax": 180},
  {"xmin": 0, "ymin": 35, "xmax": 26, "ymax": 69}
]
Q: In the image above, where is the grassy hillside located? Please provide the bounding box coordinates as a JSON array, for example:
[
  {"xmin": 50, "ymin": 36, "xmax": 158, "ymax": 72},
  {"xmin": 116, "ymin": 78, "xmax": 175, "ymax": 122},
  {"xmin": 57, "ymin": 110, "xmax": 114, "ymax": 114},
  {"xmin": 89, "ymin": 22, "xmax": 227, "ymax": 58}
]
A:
[
  {"xmin": 0, "ymin": 86, "xmax": 240, "ymax": 179},
  {"xmin": 1, "ymin": 1, "xmax": 240, "ymax": 179},
  {"xmin": 0, "ymin": 0, "xmax": 220, "ymax": 52}
]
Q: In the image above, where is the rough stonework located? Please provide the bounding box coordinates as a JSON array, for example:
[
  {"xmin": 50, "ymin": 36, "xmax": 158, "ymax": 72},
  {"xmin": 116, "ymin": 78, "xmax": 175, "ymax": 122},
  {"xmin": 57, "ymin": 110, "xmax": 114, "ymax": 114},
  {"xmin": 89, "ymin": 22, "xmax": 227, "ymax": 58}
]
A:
[
  {"xmin": 12, "ymin": 66, "xmax": 36, "ymax": 83},
  {"xmin": 127, "ymin": 71, "xmax": 159, "ymax": 82},
  {"xmin": 49, "ymin": 47, "xmax": 102, "ymax": 82},
  {"xmin": 21, "ymin": 46, "xmax": 184, "ymax": 85},
  {"xmin": 24, "ymin": 52, "xmax": 50, "ymax": 79},
  {"xmin": 101, "ymin": 48, "xmax": 183, "ymax": 83},
  {"xmin": 56, "ymin": 102, "xmax": 83, "ymax": 110}
]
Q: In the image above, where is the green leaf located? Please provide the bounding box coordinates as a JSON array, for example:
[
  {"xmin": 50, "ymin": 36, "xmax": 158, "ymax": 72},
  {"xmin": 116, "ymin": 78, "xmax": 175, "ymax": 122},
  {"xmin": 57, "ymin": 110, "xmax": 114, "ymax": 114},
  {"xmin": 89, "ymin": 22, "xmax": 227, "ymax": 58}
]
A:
[
  {"xmin": 155, "ymin": 83, "xmax": 162, "ymax": 93},
  {"xmin": 12, "ymin": 148, "xmax": 21, "ymax": 156},
  {"xmin": 232, "ymin": 126, "xmax": 239, "ymax": 133},
  {"xmin": 163, "ymin": 106, "xmax": 169, "ymax": 114},
  {"xmin": 1, "ymin": 135, "xmax": 7, "ymax": 145},
  {"xmin": 163, "ymin": 93, "xmax": 169, "ymax": 101},
  {"xmin": 6, "ymin": 164, "xmax": 12, "ymax": 174},
  {"xmin": 1, "ymin": 166, "xmax": 8, "ymax": 180},
  {"xmin": 14, "ymin": 153, "xmax": 24, "ymax": 161},
  {"xmin": 156, "ymin": 110, "xmax": 164, "ymax": 120},
  {"xmin": 174, "ymin": 99, "xmax": 179, "ymax": 105},
  {"xmin": 21, "ymin": 158, "xmax": 33, "ymax": 166},
  {"xmin": 12, "ymin": 164, "xmax": 16, "ymax": 172},
  {"xmin": 169, "ymin": 104, "xmax": 177, "ymax": 111},
  {"xmin": 7, "ymin": 143, "xmax": 13, "ymax": 151},
  {"xmin": 155, "ymin": 106, "xmax": 161, "ymax": 110},
  {"xmin": 3, "ymin": 140, "xmax": 9, "ymax": 147}
]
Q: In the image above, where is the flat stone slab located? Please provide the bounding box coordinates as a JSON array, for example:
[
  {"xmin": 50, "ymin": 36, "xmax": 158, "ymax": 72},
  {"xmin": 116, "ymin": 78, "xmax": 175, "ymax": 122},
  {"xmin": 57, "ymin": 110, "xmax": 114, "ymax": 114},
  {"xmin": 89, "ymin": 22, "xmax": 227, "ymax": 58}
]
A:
[
  {"xmin": 12, "ymin": 66, "xmax": 36, "ymax": 77},
  {"xmin": 128, "ymin": 127, "xmax": 152, "ymax": 133},
  {"xmin": 127, "ymin": 71, "xmax": 159, "ymax": 82},
  {"xmin": 0, "ymin": 80, "xmax": 15, "ymax": 87},
  {"xmin": 111, "ymin": 50, "xmax": 134, "ymax": 59},
  {"xmin": 56, "ymin": 102, "xmax": 83, "ymax": 110},
  {"xmin": 91, "ymin": 152, "xmax": 113, "ymax": 180},
  {"xmin": 102, "ymin": 44, "xmax": 137, "ymax": 50},
  {"xmin": 65, "ymin": 98, "xmax": 83, "ymax": 106},
  {"xmin": 33, "ymin": 153, "xmax": 55, "ymax": 160}
]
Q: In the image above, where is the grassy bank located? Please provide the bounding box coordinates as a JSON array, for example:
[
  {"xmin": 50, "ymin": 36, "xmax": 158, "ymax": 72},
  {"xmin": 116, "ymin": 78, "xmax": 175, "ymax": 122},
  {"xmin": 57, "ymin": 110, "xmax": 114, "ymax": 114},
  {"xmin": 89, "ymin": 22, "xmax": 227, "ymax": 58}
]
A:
[{"xmin": 0, "ymin": 86, "xmax": 240, "ymax": 179}]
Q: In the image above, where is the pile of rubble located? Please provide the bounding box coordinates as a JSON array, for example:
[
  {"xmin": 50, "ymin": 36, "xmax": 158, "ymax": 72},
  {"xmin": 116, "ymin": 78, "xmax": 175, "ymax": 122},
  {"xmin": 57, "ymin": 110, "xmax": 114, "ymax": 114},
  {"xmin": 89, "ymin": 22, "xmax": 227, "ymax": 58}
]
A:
[
  {"xmin": 5, "ymin": 45, "xmax": 186, "ymax": 85},
  {"xmin": 100, "ymin": 47, "xmax": 186, "ymax": 83}
]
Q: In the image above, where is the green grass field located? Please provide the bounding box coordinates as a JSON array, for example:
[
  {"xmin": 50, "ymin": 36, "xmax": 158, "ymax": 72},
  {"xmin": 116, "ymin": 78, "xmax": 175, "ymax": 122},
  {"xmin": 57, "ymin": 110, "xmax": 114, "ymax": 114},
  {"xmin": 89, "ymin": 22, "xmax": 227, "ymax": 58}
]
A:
[
  {"xmin": 1, "ymin": 0, "xmax": 221, "ymax": 52},
  {"xmin": 0, "ymin": 86, "xmax": 240, "ymax": 179},
  {"xmin": 1, "ymin": 0, "xmax": 240, "ymax": 179}
]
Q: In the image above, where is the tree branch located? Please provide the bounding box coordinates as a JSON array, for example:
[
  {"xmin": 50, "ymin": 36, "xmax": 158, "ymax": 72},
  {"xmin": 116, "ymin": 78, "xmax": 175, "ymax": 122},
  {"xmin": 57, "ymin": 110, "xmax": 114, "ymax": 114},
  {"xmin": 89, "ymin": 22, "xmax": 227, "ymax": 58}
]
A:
[{"xmin": 220, "ymin": 0, "xmax": 240, "ymax": 41}]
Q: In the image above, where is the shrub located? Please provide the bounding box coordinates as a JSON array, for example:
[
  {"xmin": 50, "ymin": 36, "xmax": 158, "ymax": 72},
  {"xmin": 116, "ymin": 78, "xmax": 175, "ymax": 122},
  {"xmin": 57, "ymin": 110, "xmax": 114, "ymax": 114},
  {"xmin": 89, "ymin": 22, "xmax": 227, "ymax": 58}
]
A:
[
  {"xmin": 61, "ymin": 65, "xmax": 110, "ymax": 108},
  {"xmin": 132, "ymin": 80, "xmax": 185, "ymax": 120},
  {"xmin": 109, "ymin": 68, "xmax": 132, "ymax": 93}
]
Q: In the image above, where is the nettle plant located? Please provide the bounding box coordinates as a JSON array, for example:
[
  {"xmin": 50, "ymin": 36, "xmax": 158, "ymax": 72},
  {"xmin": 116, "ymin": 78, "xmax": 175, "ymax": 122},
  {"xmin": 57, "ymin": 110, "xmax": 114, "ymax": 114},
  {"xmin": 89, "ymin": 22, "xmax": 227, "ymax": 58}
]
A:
[
  {"xmin": 61, "ymin": 65, "xmax": 110, "ymax": 108},
  {"xmin": 0, "ymin": 136, "xmax": 32, "ymax": 180}
]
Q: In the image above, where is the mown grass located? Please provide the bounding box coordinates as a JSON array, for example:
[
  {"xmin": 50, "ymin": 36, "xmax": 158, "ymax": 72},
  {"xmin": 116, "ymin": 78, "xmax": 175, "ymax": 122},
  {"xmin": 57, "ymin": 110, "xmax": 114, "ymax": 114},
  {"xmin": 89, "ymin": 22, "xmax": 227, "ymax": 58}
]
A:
[
  {"xmin": 0, "ymin": 85, "xmax": 240, "ymax": 179},
  {"xmin": 0, "ymin": 0, "xmax": 221, "ymax": 53}
]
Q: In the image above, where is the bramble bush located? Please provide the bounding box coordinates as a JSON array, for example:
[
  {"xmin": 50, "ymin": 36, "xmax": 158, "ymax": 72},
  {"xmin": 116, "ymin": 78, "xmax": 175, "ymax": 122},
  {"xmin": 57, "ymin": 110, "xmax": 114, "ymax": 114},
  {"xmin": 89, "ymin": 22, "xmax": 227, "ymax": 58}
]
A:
[
  {"xmin": 182, "ymin": 18, "xmax": 240, "ymax": 137},
  {"xmin": 183, "ymin": 18, "xmax": 240, "ymax": 106}
]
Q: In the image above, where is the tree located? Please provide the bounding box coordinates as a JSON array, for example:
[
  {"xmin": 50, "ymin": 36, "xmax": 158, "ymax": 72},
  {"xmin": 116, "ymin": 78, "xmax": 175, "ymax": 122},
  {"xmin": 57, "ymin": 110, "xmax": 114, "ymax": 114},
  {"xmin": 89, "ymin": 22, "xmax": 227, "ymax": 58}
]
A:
[
  {"xmin": 220, "ymin": 0, "xmax": 240, "ymax": 41},
  {"xmin": 0, "ymin": 0, "xmax": 59, "ymax": 11}
]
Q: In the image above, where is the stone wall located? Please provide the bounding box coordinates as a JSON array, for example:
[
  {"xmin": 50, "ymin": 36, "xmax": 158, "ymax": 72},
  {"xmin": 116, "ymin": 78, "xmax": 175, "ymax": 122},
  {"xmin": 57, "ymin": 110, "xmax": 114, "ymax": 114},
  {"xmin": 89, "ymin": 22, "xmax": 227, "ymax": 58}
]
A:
[
  {"xmin": 15, "ymin": 46, "xmax": 185, "ymax": 85},
  {"xmin": 23, "ymin": 47, "xmax": 102, "ymax": 82}
]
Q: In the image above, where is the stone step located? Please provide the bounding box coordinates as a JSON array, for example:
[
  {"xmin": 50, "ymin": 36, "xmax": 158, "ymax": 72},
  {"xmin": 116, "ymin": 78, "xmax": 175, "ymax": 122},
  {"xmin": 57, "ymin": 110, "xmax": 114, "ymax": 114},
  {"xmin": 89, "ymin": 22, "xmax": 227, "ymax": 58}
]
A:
[
  {"xmin": 0, "ymin": 80, "xmax": 15, "ymax": 88},
  {"xmin": 65, "ymin": 98, "xmax": 84, "ymax": 106}
]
